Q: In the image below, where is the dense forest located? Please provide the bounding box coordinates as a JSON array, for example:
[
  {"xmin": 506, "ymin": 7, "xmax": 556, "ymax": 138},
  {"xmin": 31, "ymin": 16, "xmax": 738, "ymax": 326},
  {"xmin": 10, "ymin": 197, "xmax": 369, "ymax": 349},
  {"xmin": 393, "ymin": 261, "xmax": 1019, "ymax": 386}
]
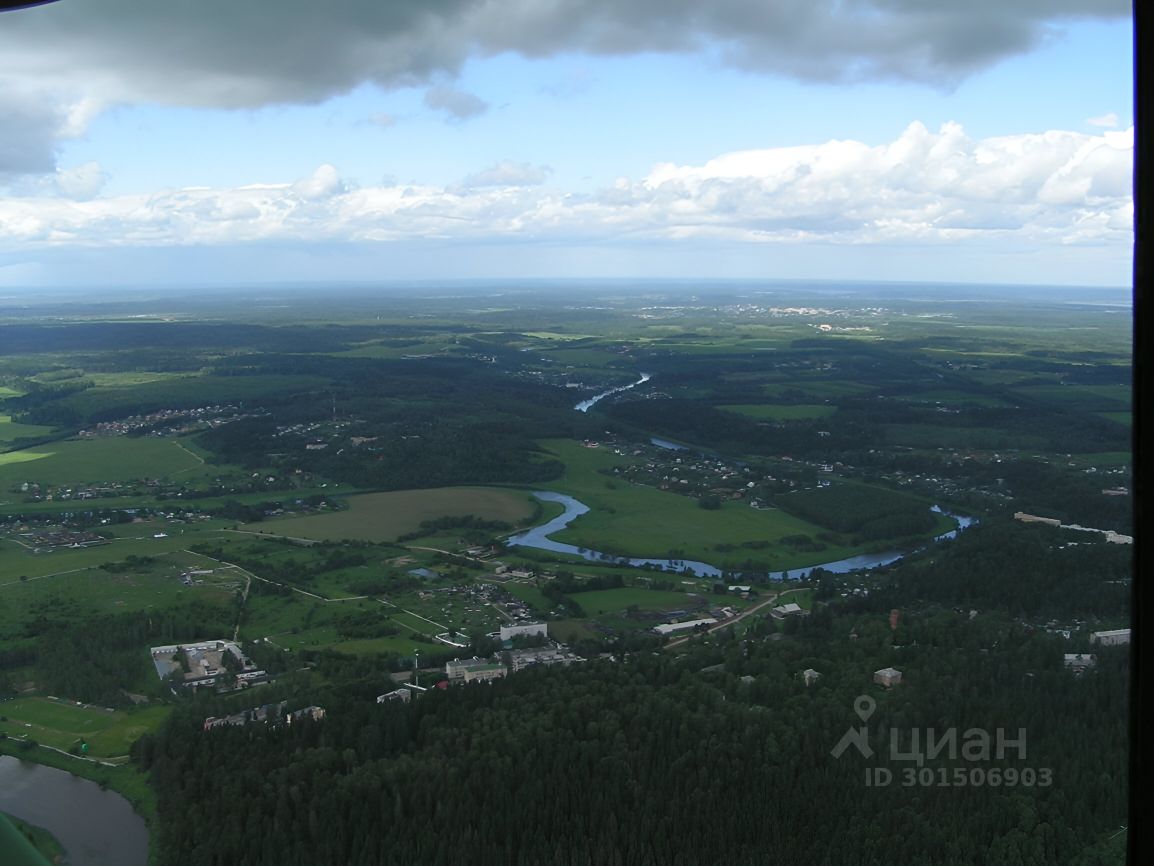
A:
[{"xmin": 136, "ymin": 607, "xmax": 1127, "ymax": 866}]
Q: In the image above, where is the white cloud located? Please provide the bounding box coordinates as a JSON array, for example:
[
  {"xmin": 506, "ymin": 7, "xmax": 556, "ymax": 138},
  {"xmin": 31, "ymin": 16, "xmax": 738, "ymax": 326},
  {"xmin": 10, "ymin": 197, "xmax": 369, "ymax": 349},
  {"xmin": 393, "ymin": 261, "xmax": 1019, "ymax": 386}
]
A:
[
  {"xmin": 0, "ymin": 124, "xmax": 1131, "ymax": 256},
  {"xmin": 1086, "ymin": 112, "xmax": 1119, "ymax": 128},
  {"xmin": 291, "ymin": 164, "xmax": 348, "ymax": 201}
]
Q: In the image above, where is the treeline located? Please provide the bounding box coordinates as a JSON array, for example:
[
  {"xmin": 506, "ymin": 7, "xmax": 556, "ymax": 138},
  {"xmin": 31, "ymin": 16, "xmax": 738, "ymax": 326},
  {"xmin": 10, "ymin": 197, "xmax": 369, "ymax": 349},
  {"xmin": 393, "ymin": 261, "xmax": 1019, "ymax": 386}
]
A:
[
  {"xmin": 188, "ymin": 543, "xmax": 368, "ymax": 588},
  {"xmin": 35, "ymin": 602, "xmax": 234, "ymax": 707},
  {"xmin": 395, "ymin": 514, "xmax": 512, "ymax": 543},
  {"xmin": 775, "ymin": 483, "xmax": 937, "ymax": 540},
  {"xmin": 872, "ymin": 519, "xmax": 1131, "ymax": 621},
  {"xmin": 332, "ymin": 610, "xmax": 399, "ymax": 640}
]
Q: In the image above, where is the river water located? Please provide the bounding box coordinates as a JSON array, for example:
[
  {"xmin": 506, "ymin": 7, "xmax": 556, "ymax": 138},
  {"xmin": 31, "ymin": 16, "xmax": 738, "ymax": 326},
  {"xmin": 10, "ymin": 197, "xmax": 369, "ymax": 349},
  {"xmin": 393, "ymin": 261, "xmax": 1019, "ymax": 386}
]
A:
[
  {"xmin": 542, "ymin": 376, "xmax": 976, "ymax": 577},
  {"xmin": 506, "ymin": 491, "xmax": 975, "ymax": 580},
  {"xmin": 0, "ymin": 756, "xmax": 148, "ymax": 866},
  {"xmin": 574, "ymin": 372, "xmax": 651, "ymax": 412}
]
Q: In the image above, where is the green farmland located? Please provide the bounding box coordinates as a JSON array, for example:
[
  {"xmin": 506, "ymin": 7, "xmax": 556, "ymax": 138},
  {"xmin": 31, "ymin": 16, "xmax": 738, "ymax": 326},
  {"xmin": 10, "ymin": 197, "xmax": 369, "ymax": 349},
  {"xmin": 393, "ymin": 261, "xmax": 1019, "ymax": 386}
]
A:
[
  {"xmin": 0, "ymin": 437, "xmax": 208, "ymax": 489},
  {"xmin": 256, "ymin": 487, "xmax": 541, "ymax": 543}
]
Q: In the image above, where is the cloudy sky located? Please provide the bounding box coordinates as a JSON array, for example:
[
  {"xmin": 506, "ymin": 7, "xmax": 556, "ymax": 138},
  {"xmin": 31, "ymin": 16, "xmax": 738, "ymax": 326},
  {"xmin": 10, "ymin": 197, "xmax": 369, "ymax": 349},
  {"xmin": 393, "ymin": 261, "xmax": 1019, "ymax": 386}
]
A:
[{"xmin": 0, "ymin": 0, "xmax": 1133, "ymax": 288}]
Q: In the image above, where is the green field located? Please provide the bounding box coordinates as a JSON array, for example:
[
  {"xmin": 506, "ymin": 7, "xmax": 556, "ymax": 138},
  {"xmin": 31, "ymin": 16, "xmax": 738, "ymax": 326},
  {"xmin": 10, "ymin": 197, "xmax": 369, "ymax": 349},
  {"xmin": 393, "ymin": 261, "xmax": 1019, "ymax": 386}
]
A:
[
  {"xmin": 570, "ymin": 587, "xmax": 695, "ymax": 615},
  {"xmin": 0, "ymin": 552, "xmax": 238, "ymax": 639},
  {"xmin": 258, "ymin": 487, "xmax": 540, "ymax": 542},
  {"xmin": 718, "ymin": 404, "xmax": 837, "ymax": 421},
  {"xmin": 0, "ymin": 451, "xmax": 50, "ymax": 470},
  {"xmin": 0, "ymin": 437, "xmax": 207, "ymax": 489},
  {"xmin": 532, "ymin": 439, "xmax": 863, "ymax": 569},
  {"xmin": 0, "ymin": 415, "xmax": 55, "ymax": 447},
  {"xmin": 0, "ymin": 697, "xmax": 170, "ymax": 759}
]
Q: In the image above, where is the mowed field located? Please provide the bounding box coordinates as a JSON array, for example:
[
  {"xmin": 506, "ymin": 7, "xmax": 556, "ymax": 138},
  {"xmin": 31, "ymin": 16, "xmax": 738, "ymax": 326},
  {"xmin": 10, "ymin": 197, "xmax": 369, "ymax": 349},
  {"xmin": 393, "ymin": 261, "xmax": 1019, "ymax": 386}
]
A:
[
  {"xmin": 0, "ymin": 697, "xmax": 170, "ymax": 759},
  {"xmin": 533, "ymin": 439, "xmax": 862, "ymax": 569},
  {"xmin": 0, "ymin": 437, "xmax": 207, "ymax": 488},
  {"xmin": 256, "ymin": 487, "xmax": 540, "ymax": 543}
]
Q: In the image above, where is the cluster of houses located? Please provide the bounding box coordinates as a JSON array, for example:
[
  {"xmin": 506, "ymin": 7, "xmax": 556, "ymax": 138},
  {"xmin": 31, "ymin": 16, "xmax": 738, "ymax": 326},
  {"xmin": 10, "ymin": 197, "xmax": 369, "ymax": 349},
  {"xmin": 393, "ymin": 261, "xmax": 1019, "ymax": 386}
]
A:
[{"xmin": 78, "ymin": 404, "xmax": 253, "ymax": 438}]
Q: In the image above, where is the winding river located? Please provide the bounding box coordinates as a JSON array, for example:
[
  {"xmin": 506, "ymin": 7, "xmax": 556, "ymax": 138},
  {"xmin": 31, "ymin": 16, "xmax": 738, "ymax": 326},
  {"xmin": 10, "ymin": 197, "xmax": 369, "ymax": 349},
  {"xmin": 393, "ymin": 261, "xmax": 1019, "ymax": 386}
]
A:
[
  {"xmin": 517, "ymin": 375, "xmax": 976, "ymax": 578},
  {"xmin": 506, "ymin": 492, "xmax": 974, "ymax": 579},
  {"xmin": 0, "ymin": 756, "xmax": 148, "ymax": 866}
]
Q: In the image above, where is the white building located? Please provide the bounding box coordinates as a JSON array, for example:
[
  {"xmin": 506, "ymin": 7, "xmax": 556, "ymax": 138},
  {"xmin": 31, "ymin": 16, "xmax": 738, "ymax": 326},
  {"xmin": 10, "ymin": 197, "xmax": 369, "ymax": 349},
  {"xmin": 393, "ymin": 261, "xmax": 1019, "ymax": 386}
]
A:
[
  {"xmin": 653, "ymin": 618, "xmax": 717, "ymax": 636},
  {"xmin": 462, "ymin": 664, "xmax": 507, "ymax": 684},
  {"xmin": 801, "ymin": 668, "xmax": 822, "ymax": 687},
  {"xmin": 1064, "ymin": 653, "xmax": 1097, "ymax": 674},
  {"xmin": 1090, "ymin": 628, "xmax": 1131, "ymax": 646},
  {"xmin": 874, "ymin": 667, "xmax": 902, "ymax": 688},
  {"xmin": 500, "ymin": 622, "xmax": 548, "ymax": 642},
  {"xmin": 773, "ymin": 602, "xmax": 803, "ymax": 616},
  {"xmin": 377, "ymin": 689, "xmax": 412, "ymax": 704}
]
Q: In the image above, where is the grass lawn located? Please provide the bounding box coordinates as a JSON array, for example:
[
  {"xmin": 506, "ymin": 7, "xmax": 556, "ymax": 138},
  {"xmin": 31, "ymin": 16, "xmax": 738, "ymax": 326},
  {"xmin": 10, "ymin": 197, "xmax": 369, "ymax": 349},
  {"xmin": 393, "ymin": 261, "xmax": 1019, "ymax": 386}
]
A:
[
  {"xmin": 570, "ymin": 587, "xmax": 693, "ymax": 615},
  {"xmin": 718, "ymin": 404, "xmax": 837, "ymax": 421},
  {"xmin": 259, "ymin": 487, "xmax": 540, "ymax": 543}
]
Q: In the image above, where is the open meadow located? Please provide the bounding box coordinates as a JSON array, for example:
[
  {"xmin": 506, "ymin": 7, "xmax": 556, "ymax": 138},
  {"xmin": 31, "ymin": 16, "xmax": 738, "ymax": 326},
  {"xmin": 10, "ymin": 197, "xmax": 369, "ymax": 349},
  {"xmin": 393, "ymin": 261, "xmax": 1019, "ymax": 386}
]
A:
[
  {"xmin": 532, "ymin": 439, "xmax": 879, "ymax": 569},
  {"xmin": 0, "ymin": 696, "xmax": 169, "ymax": 759},
  {"xmin": 0, "ymin": 437, "xmax": 209, "ymax": 489},
  {"xmin": 254, "ymin": 486, "xmax": 541, "ymax": 543}
]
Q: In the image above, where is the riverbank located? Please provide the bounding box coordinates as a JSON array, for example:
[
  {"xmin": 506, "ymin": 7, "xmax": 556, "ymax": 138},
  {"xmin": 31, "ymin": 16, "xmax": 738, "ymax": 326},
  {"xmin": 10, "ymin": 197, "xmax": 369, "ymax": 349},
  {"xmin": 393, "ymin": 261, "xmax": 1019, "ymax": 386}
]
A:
[
  {"xmin": 508, "ymin": 489, "xmax": 973, "ymax": 579},
  {"xmin": 0, "ymin": 740, "xmax": 154, "ymax": 864},
  {"xmin": 1, "ymin": 811, "xmax": 65, "ymax": 865}
]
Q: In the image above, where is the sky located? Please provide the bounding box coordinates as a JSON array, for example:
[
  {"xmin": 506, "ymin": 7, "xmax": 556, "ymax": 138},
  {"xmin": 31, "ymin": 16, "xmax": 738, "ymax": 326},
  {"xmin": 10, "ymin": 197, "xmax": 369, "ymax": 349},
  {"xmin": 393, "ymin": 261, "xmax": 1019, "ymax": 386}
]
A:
[{"xmin": 0, "ymin": 0, "xmax": 1134, "ymax": 289}]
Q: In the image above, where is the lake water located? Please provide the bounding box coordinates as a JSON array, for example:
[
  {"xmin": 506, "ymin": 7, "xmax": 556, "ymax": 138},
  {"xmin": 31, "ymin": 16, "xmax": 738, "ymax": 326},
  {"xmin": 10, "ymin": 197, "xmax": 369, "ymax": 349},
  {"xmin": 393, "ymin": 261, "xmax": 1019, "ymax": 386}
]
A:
[
  {"xmin": 0, "ymin": 756, "xmax": 148, "ymax": 866},
  {"xmin": 507, "ymin": 491, "xmax": 974, "ymax": 579}
]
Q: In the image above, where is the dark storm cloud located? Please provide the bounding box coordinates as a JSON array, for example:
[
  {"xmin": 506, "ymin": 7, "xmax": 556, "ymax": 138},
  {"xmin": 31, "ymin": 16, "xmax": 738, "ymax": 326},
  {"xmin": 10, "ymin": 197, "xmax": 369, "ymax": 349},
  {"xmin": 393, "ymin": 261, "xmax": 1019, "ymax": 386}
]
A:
[{"xmin": 0, "ymin": 0, "xmax": 1129, "ymax": 109}]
